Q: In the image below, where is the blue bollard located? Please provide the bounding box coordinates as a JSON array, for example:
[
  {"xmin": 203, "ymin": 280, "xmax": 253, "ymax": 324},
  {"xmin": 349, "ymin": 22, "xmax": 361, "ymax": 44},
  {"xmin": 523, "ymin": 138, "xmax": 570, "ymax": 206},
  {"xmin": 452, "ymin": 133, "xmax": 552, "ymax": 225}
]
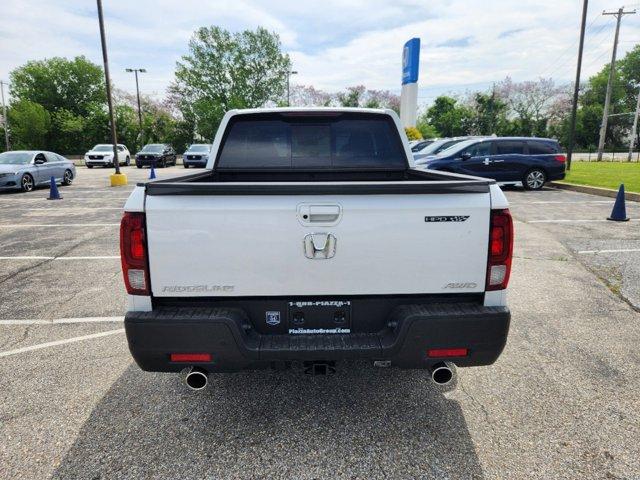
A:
[
  {"xmin": 47, "ymin": 176, "xmax": 62, "ymax": 200},
  {"xmin": 149, "ymin": 162, "xmax": 156, "ymax": 180},
  {"xmin": 607, "ymin": 184, "xmax": 629, "ymax": 222}
]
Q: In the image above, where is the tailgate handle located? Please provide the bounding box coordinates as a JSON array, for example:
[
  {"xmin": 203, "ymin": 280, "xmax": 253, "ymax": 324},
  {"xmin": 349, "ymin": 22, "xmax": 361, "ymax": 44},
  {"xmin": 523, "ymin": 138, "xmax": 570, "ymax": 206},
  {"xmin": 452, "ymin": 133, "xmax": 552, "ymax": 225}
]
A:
[{"xmin": 299, "ymin": 204, "xmax": 341, "ymax": 223}]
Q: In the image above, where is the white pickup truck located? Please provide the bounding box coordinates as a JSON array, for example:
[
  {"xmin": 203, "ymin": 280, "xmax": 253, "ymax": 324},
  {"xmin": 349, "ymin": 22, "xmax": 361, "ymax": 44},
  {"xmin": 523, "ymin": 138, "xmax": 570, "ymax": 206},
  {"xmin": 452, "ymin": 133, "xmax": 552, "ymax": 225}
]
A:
[{"xmin": 120, "ymin": 107, "xmax": 512, "ymax": 390}]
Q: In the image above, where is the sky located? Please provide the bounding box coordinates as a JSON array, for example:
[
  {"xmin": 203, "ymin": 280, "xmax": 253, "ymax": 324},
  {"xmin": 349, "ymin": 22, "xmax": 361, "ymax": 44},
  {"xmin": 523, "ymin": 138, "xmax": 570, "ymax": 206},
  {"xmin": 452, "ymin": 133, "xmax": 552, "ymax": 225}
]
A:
[{"xmin": 1, "ymin": 0, "xmax": 640, "ymax": 107}]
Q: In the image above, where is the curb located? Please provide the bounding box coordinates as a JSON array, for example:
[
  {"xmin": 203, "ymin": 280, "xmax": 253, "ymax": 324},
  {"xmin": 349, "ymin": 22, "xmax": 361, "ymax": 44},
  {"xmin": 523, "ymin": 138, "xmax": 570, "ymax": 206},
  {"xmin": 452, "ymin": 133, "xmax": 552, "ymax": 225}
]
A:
[{"xmin": 550, "ymin": 182, "xmax": 640, "ymax": 202}]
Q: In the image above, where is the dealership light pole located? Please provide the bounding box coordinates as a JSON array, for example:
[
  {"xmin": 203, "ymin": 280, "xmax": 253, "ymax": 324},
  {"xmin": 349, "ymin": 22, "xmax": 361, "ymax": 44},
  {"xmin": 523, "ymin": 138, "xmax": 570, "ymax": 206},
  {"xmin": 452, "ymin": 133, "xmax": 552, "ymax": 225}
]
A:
[
  {"xmin": 286, "ymin": 70, "xmax": 298, "ymax": 106},
  {"xmin": 125, "ymin": 68, "xmax": 146, "ymax": 133},
  {"xmin": 96, "ymin": 0, "xmax": 126, "ymax": 186},
  {"xmin": 566, "ymin": 0, "xmax": 588, "ymax": 171}
]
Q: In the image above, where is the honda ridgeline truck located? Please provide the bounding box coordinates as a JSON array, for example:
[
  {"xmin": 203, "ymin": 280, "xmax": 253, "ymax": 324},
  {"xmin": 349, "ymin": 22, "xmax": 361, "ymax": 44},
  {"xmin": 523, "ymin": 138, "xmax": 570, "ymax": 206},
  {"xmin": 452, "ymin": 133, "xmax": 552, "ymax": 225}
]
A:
[{"xmin": 120, "ymin": 108, "xmax": 512, "ymax": 390}]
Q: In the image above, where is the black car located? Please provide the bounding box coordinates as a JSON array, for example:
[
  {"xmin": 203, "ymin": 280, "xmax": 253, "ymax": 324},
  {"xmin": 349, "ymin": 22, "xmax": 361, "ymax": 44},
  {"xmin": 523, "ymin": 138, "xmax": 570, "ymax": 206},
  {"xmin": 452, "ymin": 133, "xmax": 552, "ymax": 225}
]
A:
[
  {"xmin": 135, "ymin": 144, "xmax": 177, "ymax": 168},
  {"xmin": 415, "ymin": 137, "xmax": 566, "ymax": 190}
]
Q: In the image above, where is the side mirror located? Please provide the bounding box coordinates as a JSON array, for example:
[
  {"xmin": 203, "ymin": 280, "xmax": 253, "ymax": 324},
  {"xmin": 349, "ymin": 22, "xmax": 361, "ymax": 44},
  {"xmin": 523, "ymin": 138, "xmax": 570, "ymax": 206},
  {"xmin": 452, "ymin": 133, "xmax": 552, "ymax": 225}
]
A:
[
  {"xmin": 34, "ymin": 158, "xmax": 46, "ymax": 165},
  {"xmin": 461, "ymin": 152, "xmax": 472, "ymax": 161}
]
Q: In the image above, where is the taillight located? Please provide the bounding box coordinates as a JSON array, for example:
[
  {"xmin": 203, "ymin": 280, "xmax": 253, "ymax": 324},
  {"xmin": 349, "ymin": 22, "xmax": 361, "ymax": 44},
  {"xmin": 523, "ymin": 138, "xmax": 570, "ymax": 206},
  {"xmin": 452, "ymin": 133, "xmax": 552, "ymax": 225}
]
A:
[
  {"xmin": 120, "ymin": 212, "xmax": 150, "ymax": 295},
  {"xmin": 486, "ymin": 209, "xmax": 513, "ymax": 291},
  {"xmin": 554, "ymin": 154, "xmax": 566, "ymax": 163}
]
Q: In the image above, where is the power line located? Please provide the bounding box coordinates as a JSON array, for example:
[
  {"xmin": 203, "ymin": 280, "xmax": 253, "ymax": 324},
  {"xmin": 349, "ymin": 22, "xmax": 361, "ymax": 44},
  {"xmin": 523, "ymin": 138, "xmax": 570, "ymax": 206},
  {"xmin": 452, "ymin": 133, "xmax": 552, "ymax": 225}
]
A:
[
  {"xmin": 543, "ymin": 21, "xmax": 614, "ymax": 79},
  {"xmin": 538, "ymin": 13, "xmax": 607, "ymax": 78}
]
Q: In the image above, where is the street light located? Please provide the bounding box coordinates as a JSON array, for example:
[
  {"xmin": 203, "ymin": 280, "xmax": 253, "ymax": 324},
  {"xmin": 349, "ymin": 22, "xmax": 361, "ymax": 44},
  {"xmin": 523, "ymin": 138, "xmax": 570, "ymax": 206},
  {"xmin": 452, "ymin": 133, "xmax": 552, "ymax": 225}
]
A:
[
  {"xmin": 125, "ymin": 68, "xmax": 146, "ymax": 135},
  {"xmin": 286, "ymin": 70, "xmax": 298, "ymax": 107}
]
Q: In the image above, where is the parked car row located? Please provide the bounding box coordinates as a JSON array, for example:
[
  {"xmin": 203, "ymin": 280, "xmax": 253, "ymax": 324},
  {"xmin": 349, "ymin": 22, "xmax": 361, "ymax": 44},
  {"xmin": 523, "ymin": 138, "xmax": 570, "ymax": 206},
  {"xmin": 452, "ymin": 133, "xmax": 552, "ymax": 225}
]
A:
[
  {"xmin": 0, "ymin": 151, "xmax": 76, "ymax": 192},
  {"xmin": 413, "ymin": 136, "xmax": 566, "ymax": 190},
  {"xmin": 83, "ymin": 143, "xmax": 213, "ymax": 169}
]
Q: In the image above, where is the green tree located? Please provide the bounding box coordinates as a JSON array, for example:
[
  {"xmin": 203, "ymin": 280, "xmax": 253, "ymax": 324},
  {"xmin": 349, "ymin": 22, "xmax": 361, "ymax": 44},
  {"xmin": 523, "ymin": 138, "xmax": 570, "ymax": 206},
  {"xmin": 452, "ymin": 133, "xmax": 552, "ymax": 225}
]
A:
[
  {"xmin": 173, "ymin": 26, "xmax": 291, "ymax": 139},
  {"xmin": 577, "ymin": 46, "xmax": 640, "ymax": 149},
  {"xmin": 416, "ymin": 117, "xmax": 438, "ymax": 138},
  {"xmin": 471, "ymin": 92, "xmax": 508, "ymax": 135},
  {"xmin": 337, "ymin": 86, "xmax": 365, "ymax": 107},
  {"xmin": 426, "ymin": 96, "xmax": 474, "ymax": 137},
  {"xmin": 7, "ymin": 100, "xmax": 50, "ymax": 149},
  {"xmin": 10, "ymin": 56, "xmax": 104, "ymax": 117}
]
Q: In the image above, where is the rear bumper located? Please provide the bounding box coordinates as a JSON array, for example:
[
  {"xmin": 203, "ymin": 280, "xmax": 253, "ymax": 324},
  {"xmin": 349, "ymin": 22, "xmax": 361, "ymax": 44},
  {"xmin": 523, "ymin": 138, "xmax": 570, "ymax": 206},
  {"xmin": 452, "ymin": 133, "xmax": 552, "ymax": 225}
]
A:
[
  {"xmin": 548, "ymin": 170, "xmax": 566, "ymax": 181},
  {"xmin": 125, "ymin": 303, "xmax": 510, "ymax": 372},
  {"xmin": 136, "ymin": 158, "xmax": 159, "ymax": 166},
  {"xmin": 86, "ymin": 159, "xmax": 113, "ymax": 166}
]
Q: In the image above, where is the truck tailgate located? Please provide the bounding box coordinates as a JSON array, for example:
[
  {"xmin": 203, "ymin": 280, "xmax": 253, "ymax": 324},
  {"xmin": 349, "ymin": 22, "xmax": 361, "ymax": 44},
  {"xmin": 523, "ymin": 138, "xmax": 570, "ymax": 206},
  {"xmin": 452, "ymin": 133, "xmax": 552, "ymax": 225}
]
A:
[{"xmin": 145, "ymin": 191, "xmax": 490, "ymax": 297}]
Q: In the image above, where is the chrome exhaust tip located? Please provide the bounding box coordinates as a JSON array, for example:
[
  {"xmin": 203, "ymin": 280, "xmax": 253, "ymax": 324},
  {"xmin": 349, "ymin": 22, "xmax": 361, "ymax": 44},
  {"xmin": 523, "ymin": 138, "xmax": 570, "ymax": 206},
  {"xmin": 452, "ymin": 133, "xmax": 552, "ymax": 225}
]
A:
[
  {"xmin": 430, "ymin": 362, "xmax": 454, "ymax": 385},
  {"xmin": 185, "ymin": 366, "xmax": 208, "ymax": 391}
]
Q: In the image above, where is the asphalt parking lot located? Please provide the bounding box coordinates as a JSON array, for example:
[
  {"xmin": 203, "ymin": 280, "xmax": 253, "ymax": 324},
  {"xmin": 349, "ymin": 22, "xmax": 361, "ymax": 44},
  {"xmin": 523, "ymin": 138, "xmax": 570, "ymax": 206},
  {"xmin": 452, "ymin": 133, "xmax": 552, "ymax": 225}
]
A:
[{"xmin": 1, "ymin": 169, "xmax": 639, "ymax": 479}]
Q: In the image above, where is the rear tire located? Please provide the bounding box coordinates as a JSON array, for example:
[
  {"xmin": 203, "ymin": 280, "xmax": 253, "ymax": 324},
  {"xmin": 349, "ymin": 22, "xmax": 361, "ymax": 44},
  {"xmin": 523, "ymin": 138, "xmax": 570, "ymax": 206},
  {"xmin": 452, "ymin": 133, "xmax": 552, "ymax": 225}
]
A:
[
  {"xmin": 184, "ymin": 163, "xmax": 189, "ymax": 168},
  {"xmin": 21, "ymin": 173, "xmax": 35, "ymax": 192},
  {"xmin": 62, "ymin": 169, "xmax": 73, "ymax": 186},
  {"xmin": 523, "ymin": 168, "xmax": 546, "ymax": 190}
]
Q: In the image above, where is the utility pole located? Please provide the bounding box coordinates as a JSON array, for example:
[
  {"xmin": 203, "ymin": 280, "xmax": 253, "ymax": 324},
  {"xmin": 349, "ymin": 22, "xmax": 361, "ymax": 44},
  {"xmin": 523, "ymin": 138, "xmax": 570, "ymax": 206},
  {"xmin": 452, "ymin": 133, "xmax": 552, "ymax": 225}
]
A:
[
  {"xmin": 566, "ymin": 0, "xmax": 589, "ymax": 171},
  {"xmin": 0, "ymin": 80, "xmax": 9, "ymax": 151},
  {"xmin": 125, "ymin": 68, "xmax": 146, "ymax": 135},
  {"xmin": 596, "ymin": 7, "xmax": 636, "ymax": 161},
  {"xmin": 96, "ymin": 0, "xmax": 121, "ymax": 177},
  {"xmin": 286, "ymin": 70, "xmax": 298, "ymax": 106},
  {"xmin": 628, "ymin": 85, "xmax": 640, "ymax": 161}
]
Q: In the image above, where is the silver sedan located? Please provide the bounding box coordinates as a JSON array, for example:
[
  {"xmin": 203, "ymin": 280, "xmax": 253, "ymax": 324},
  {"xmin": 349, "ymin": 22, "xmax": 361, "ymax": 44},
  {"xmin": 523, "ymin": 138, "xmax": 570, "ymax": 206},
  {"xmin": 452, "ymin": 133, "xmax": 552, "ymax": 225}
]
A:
[{"xmin": 0, "ymin": 150, "xmax": 76, "ymax": 192}]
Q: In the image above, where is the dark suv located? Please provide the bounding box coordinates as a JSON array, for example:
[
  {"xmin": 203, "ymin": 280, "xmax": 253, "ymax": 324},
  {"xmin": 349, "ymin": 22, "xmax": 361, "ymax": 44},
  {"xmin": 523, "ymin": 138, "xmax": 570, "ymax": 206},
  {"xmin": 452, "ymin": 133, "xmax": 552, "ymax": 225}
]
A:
[
  {"xmin": 135, "ymin": 144, "xmax": 177, "ymax": 168},
  {"xmin": 415, "ymin": 137, "xmax": 566, "ymax": 190}
]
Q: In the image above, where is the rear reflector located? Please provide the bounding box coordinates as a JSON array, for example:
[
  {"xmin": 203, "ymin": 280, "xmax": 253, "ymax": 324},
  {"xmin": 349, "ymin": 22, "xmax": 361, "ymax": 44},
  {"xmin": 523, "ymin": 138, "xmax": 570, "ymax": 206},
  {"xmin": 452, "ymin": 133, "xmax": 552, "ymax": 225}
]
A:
[
  {"xmin": 486, "ymin": 209, "xmax": 514, "ymax": 291},
  {"xmin": 428, "ymin": 348, "xmax": 468, "ymax": 358},
  {"xmin": 170, "ymin": 353, "xmax": 212, "ymax": 362},
  {"xmin": 554, "ymin": 154, "xmax": 566, "ymax": 163}
]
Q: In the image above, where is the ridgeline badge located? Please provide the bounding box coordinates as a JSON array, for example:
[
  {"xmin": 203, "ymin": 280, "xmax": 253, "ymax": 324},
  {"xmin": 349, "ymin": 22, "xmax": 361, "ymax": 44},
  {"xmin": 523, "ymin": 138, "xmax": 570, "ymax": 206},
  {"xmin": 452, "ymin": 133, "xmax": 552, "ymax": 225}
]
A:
[{"xmin": 425, "ymin": 216, "xmax": 470, "ymax": 223}]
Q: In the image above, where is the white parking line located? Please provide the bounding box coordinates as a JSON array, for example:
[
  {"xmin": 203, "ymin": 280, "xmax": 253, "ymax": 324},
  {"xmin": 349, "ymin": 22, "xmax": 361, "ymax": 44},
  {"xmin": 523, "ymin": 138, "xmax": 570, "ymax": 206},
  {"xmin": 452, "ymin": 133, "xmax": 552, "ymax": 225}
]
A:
[
  {"xmin": 7, "ymin": 207, "xmax": 123, "ymax": 211},
  {"xmin": 0, "ymin": 328, "xmax": 125, "ymax": 358},
  {"xmin": 0, "ymin": 223, "xmax": 119, "ymax": 228},
  {"xmin": 0, "ymin": 316, "xmax": 124, "ymax": 325},
  {"xmin": 0, "ymin": 197, "xmax": 129, "ymax": 202},
  {"xmin": 0, "ymin": 256, "xmax": 119, "ymax": 260},
  {"xmin": 578, "ymin": 249, "xmax": 640, "ymax": 254},
  {"xmin": 510, "ymin": 201, "xmax": 614, "ymax": 205},
  {"xmin": 528, "ymin": 219, "xmax": 639, "ymax": 223}
]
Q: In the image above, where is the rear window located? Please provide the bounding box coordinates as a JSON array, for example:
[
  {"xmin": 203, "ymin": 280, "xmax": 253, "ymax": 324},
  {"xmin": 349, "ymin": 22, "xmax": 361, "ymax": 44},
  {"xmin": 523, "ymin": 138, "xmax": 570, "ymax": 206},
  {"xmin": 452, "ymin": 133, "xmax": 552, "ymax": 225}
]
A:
[
  {"xmin": 527, "ymin": 141, "xmax": 558, "ymax": 155},
  {"xmin": 216, "ymin": 113, "xmax": 407, "ymax": 170}
]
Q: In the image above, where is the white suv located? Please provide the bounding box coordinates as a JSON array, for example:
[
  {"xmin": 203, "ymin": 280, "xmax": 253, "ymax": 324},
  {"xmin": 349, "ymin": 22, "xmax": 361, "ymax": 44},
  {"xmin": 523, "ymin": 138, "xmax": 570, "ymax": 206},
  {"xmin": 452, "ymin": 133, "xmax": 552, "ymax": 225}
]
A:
[{"xmin": 84, "ymin": 144, "xmax": 131, "ymax": 168}]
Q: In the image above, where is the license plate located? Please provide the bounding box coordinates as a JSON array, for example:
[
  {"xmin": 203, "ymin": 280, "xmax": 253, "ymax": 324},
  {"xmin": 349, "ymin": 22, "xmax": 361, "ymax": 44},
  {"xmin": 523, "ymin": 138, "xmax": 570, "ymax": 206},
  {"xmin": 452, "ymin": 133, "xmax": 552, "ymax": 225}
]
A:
[{"xmin": 287, "ymin": 300, "xmax": 351, "ymax": 334}]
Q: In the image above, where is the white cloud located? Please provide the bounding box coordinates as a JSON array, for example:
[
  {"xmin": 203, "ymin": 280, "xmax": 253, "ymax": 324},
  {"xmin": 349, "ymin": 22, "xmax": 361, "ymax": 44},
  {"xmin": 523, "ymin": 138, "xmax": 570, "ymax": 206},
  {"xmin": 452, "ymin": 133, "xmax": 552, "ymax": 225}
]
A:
[{"xmin": 1, "ymin": 0, "xmax": 639, "ymax": 105}]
